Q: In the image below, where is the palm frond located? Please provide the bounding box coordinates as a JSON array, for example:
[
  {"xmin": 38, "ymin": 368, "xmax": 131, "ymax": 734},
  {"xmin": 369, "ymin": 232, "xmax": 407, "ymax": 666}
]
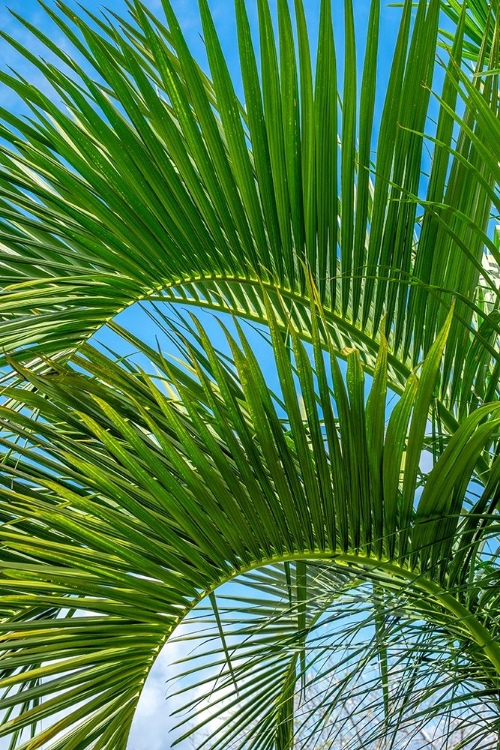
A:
[
  {"xmin": 0, "ymin": 0, "xmax": 497, "ymax": 418},
  {"xmin": 1, "ymin": 295, "xmax": 499, "ymax": 746}
]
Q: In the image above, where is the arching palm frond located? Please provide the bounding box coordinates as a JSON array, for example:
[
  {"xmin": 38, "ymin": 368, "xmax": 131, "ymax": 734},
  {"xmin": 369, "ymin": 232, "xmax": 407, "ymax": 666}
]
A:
[
  {"xmin": 0, "ymin": 0, "xmax": 498, "ymax": 412},
  {"xmin": 1, "ymin": 297, "xmax": 500, "ymax": 747}
]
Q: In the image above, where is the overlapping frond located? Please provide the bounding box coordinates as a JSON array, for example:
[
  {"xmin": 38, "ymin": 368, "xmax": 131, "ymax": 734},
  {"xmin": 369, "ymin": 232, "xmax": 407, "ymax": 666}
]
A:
[
  {"xmin": 0, "ymin": 0, "xmax": 497, "ymax": 417},
  {"xmin": 167, "ymin": 566, "xmax": 500, "ymax": 749},
  {"xmin": 0, "ymin": 297, "xmax": 499, "ymax": 746}
]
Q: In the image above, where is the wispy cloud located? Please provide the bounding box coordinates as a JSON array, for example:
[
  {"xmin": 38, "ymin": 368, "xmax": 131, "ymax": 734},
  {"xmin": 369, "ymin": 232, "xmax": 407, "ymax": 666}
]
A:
[{"xmin": 128, "ymin": 624, "xmax": 195, "ymax": 750}]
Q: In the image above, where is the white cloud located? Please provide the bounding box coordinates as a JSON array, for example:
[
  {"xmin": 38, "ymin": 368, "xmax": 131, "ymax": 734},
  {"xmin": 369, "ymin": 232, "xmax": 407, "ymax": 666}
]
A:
[{"xmin": 128, "ymin": 624, "xmax": 195, "ymax": 750}]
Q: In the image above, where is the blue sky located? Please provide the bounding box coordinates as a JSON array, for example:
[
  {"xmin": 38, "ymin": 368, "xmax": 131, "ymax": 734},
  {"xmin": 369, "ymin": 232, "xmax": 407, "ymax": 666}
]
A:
[{"xmin": 0, "ymin": 1, "xmax": 411, "ymax": 748}]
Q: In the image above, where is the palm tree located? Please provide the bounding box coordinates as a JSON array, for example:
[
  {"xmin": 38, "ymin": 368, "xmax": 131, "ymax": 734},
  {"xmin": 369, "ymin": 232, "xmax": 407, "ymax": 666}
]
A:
[{"xmin": 0, "ymin": 0, "xmax": 499, "ymax": 747}]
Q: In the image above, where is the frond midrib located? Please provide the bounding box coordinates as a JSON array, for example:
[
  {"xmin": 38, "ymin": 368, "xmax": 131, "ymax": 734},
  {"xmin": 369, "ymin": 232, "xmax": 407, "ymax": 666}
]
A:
[{"xmin": 158, "ymin": 549, "xmax": 500, "ymax": 679}]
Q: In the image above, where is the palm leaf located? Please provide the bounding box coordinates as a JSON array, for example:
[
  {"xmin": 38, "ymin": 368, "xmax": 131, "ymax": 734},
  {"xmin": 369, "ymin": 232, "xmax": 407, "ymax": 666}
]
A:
[
  {"xmin": 0, "ymin": 0, "xmax": 497, "ymax": 419},
  {"xmin": 1, "ymin": 296, "xmax": 500, "ymax": 746}
]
